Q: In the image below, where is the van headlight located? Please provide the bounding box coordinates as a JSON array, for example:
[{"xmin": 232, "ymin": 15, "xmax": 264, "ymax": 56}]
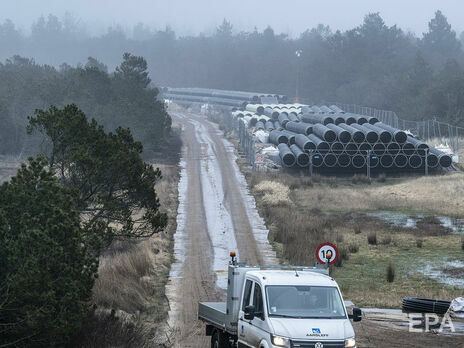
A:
[
  {"xmin": 345, "ymin": 337, "xmax": 356, "ymax": 347},
  {"xmin": 271, "ymin": 334, "xmax": 290, "ymax": 347}
]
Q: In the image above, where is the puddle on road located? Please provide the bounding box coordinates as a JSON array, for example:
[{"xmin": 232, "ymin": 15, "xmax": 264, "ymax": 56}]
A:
[{"xmin": 366, "ymin": 210, "xmax": 464, "ymax": 234}]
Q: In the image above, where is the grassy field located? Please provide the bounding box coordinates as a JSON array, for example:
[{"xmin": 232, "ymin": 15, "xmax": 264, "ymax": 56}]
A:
[{"xmin": 244, "ymin": 168, "xmax": 464, "ymax": 309}]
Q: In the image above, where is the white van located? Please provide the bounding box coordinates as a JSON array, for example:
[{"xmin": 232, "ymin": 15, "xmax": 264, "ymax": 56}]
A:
[{"xmin": 199, "ymin": 255, "xmax": 361, "ymax": 348}]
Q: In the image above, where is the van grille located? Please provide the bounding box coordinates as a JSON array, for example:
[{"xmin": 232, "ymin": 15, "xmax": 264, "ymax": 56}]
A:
[{"xmin": 291, "ymin": 340, "xmax": 345, "ymax": 348}]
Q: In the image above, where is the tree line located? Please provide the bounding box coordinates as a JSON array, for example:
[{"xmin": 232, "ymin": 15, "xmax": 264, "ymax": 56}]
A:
[
  {"xmin": 0, "ymin": 53, "xmax": 171, "ymax": 157},
  {"xmin": 1, "ymin": 11, "xmax": 464, "ymax": 124}
]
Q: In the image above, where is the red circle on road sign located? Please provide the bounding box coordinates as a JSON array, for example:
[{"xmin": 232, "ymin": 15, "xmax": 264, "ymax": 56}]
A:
[{"xmin": 316, "ymin": 242, "xmax": 339, "ymax": 265}]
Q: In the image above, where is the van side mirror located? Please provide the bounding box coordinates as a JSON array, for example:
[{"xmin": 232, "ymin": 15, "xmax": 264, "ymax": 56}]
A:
[
  {"xmin": 349, "ymin": 307, "xmax": 362, "ymax": 322},
  {"xmin": 244, "ymin": 305, "xmax": 255, "ymax": 320}
]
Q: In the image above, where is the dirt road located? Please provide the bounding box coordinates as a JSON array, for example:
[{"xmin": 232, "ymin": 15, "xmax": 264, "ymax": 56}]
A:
[{"xmin": 165, "ymin": 111, "xmax": 276, "ymax": 347}]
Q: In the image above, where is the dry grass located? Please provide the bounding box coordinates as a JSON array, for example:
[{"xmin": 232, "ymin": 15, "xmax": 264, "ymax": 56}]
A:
[
  {"xmin": 76, "ymin": 162, "xmax": 179, "ymax": 346},
  {"xmin": 254, "ymin": 180, "xmax": 292, "ymax": 206},
  {"xmin": 245, "ymin": 169, "xmax": 464, "ymax": 309},
  {"xmin": 293, "ymin": 172, "xmax": 464, "ymax": 217}
]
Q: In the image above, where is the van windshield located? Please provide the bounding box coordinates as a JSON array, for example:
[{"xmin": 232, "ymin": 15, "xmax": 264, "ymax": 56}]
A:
[{"xmin": 266, "ymin": 285, "xmax": 346, "ymax": 319}]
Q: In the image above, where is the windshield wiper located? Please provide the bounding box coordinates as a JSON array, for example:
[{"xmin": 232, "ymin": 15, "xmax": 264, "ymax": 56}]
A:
[{"xmin": 269, "ymin": 314, "xmax": 298, "ymax": 318}]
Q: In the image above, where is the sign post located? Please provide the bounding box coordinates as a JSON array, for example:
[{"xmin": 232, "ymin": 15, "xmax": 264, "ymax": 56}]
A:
[{"xmin": 316, "ymin": 242, "xmax": 339, "ymax": 266}]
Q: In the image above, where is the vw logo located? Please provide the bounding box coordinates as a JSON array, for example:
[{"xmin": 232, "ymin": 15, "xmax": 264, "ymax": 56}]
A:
[{"xmin": 315, "ymin": 343, "xmax": 324, "ymax": 348}]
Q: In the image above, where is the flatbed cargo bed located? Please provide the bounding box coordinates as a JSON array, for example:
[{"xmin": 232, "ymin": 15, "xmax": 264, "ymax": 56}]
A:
[{"xmin": 198, "ymin": 302, "xmax": 227, "ymax": 330}]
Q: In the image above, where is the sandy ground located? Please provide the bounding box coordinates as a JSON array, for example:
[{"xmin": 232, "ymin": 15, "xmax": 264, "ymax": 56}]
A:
[{"xmin": 165, "ymin": 111, "xmax": 276, "ymax": 347}]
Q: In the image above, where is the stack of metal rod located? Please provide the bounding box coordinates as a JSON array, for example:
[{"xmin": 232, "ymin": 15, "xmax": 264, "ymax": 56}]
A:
[{"xmin": 232, "ymin": 104, "xmax": 453, "ymax": 172}]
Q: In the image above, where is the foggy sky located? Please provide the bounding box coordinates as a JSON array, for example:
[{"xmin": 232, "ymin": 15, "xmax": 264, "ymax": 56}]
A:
[{"xmin": 1, "ymin": 0, "xmax": 463, "ymax": 36}]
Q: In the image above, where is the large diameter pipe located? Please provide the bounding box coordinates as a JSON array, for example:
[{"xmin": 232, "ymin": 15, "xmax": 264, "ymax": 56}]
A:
[
  {"xmin": 311, "ymin": 152, "xmax": 324, "ymax": 167},
  {"xmin": 246, "ymin": 104, "xmax": 265, "ymax": 115},
  {"xmin": 374, "ymin": 122, "xmax": 408, "ymax": 143},
  {"xmin": 394, "ymin": 154, "xmax": 408, "ymax": 168},
  {"xmin": 278, "ymin": 143, "xmax": 296, "ymax": 167},
  {"xmin": 269, "ymin": 130, "xmax": 288, "ymax": 145},
  {"xmin": 386, "ymin": 142, "xmax": 401, "ymax": 155},
  {"xmin": 255, "ymin": 121, "xmax": 265, "ymax": 130},
  {"xmin": 264, "ymin": 107, "xmax": 280, "ymax": 120},
  {"xmin": 313, "ymin": 124, "xmax": 337, "ymax": 142},
  {"xmin": 249, "ymin": 116, "xmax": 259, "ymax": 127},
  {"xmin": 337, "ymin": 154, "xmax": 351, "ymax": 168},
  {"xmin": 344, "ymin": 142, "xmax": 358, "ymax": 155},
  {"xmin": 347, "ymin": 113, "xmax": 368, "ymax": 124},
  {"xmin": 288, "ymin": 113, "xmax": 299, "ymax": 122},
  {"xmin": 427, "ymin": 153, "xmax": 439, "ymax": 168},
  {"xmin": 372, "ymin": 143, "xmax": 386, "ymax": 156},
  {"xmin": 320, "ymin": 105, "xmax": 335, "ymax": 114},
  {"xmin": 330, "ymin": 105, "xmax": 344, "ymax": 113},
  {"xmin": 402, "ymin": 142, "xmax": 415, "ymax": 155},
  {"xmin": 285, "ymin": 121, "xmax": 313, "ymax": 136},
  {"xmin": 301, "ymin": 113, "xmax": 334, "ymax": 125},
  {"xmin": 338, "ymin": 124, "xmax": 365, "ymax": 143},
  {"xmin": 330, "ymin": 141, "xmax": 344, "ymax": 154},
  {"xmin": 278, "ymin": 113, "xmax": 290, "ymax": 127},
  {"xmin": 308, "ymin": 134, "xmax": 330, "ymax": 153},
  {"xmin": 380, "ymin": 154, "xmax": 394, "ymax": 168},
  {"xmin": 363, "ymin": 124, "xmax": 393, "ymax": 143},
  {"xmin": 359, "ymin": 143, "xmax": 372, "ymax": 154},
  {"xmin": 311, "ymin": 106, "xmax": 322, "ymax": 113},
  {"xmin": 281, "ymin": 130, "xmax": 297, "ymax": 145},
  {"xmin": 334, "ymin": 115, "xmax": 346, "ymax": 125},
  {"xmin": 366, "ymin": 116, "xmax": 380, "ymax": 125},
  {"xmin": 340, "ymin": 114, "xmax": 357, "ymax": 125},
  {"xmin": 274, "ymin": 121, "xmax": 282, "ymax": 130},
  {"xmin": 408, "ymin": 154, "xmax": 423, "ymax": 169},
  {"xmin": 323, "ymin": 153, "xmax": 337, "ymax": 167},
  {"xmin": 326, "ymin": 124, "xmax": 351, "ymax": 143},
  {"xmin": 265, "ymin": 121, "xmax": 275, "ymax": 132},
  {"xmin": 352, "ymin": 154, "xmax": 366, "ymax": 169},
  {"xmin": 429, "ymin": 147, "xmax": 452, "ymax": 168},
  {"xmin": 295, "ymin": 134, "xmax": 316, "ymax": 151},
  {"xmin": 407, "ymin": 136, "xmax": 429, "ymax": 155},
  {"xmin": 350, "ymin": 124, "xmax": 379, "ymax": 143},
  {"xmin": 290, "ymin": 144, "xmax": 310, "ymax": 167}
]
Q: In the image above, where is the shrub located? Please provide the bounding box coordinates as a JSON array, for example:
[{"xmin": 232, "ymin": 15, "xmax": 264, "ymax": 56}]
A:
[
  {"xmin": 416, "ymin": 239, "xmax": 423, "ymax": 248},
  {"xmin": 352, "ymin": 174, "xmax": 371, "ymax": 185},
  {"xmin": 377, "ymin": 173, "xmax": 387, "ymax": 182},
  {"xmin": 336, "ymin": 234, "xmax": 345, "ymax": 243},
  {"xmin": 348, "ymin": 243, "xmax": 359, "ymax": 253},
  {"xmin": 354, "ymin": 224, "xmax": 362, "ymax": 234},
  {"xmin": 381, "ymin": 234, "xmax": 392, "ymax": 245},
  {"xmin": 367, "ymin": 232, "xmax": 377, "ymax": 245},
  {"xmin": 461, "ymin": 238, "xmax": 464, "ymax": 251},
  {"xmin": 387, "ymin": 263, "xmax": 395, "ymax": 283},
  {"xmin": 335, "ymin": 247, "xmax": 349, "ymax": 267}
]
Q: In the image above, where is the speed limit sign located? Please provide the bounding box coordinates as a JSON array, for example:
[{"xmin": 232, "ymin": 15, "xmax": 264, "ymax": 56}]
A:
[{"xmin": 316, "ymin": 242, "xmax": 339, "ymax": 265}]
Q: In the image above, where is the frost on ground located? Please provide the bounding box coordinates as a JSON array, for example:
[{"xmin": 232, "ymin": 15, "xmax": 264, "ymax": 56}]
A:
[{"xmin": 193, "ymin": 118, "xmax": 238, "ymax": 289}]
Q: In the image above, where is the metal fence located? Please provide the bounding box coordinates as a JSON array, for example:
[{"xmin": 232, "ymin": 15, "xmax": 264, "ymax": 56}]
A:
[
  {"xmin": 223, "ymin": 112, "xmax": 256, "ymax": 168},
  {"xmin": 331, "ymin": 103, "xmax": 463, "ymax": 151}
]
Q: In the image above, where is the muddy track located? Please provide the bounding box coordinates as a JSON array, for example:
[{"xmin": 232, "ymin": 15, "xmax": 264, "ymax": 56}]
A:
[{"xmin": 165, "ymin": 112, "xmax": 275, "ymax": 347}]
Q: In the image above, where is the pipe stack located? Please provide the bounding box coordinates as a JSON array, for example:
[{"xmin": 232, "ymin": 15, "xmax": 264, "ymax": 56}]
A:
[{"xmin": 229, "ymin": 103, "xmax": 453, "ymax": 171}]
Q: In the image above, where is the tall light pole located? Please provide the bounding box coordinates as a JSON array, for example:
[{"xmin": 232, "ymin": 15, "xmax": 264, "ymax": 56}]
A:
[{"xmin": 295, "ymin": 49, "xmax": 302, "ymax": 103}]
